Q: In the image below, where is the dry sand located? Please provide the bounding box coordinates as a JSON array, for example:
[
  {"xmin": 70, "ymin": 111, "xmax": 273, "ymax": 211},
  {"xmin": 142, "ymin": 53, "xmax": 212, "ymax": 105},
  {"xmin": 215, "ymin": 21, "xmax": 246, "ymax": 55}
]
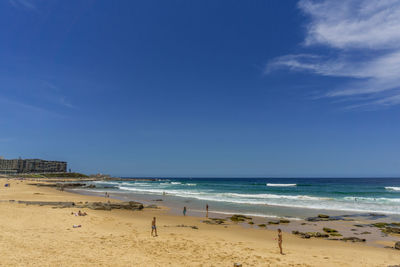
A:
[{"xmin": 0, "ymin": 178, "xmax": 399, "ymax": 266}]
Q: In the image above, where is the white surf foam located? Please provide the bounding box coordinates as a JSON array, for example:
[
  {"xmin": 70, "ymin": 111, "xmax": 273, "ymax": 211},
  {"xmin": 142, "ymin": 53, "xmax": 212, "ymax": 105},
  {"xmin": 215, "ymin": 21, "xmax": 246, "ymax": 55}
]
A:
[
  {"xmin": 266, "ymin": 183, "xmax": 296, "ymax": 187},
  {"xmin": 385, "ymin": 186, "xmax": 400, "ymax": 191},
  {"xmin": 226, "ymin": 193, "xmax": 331, "ymax": 201}
]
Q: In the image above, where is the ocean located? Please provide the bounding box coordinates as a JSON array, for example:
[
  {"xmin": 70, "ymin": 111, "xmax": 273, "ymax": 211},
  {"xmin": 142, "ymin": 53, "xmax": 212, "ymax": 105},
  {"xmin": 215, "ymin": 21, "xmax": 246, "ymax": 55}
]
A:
[{"xmin": 79, "ymin": 178, "xmax": 400, "ymax": 221}]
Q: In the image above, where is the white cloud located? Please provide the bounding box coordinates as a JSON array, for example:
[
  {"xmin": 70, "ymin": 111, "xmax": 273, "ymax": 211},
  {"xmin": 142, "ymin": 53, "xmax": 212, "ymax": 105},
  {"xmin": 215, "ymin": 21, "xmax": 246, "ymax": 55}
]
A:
[{"xmin": 268, "ymin": 0, "xmax": 400, "ymax": 108}]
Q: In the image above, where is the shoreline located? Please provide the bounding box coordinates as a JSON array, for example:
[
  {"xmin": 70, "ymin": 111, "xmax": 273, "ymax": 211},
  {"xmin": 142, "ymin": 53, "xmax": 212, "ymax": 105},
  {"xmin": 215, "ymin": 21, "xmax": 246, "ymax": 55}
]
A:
[
  {"xmin": 1, "ymin": 177, "xmax": 399, "ymax": 266},
  {"xmin": 69, "ymin": 186, "xmax": 400, "ymax": 248}
]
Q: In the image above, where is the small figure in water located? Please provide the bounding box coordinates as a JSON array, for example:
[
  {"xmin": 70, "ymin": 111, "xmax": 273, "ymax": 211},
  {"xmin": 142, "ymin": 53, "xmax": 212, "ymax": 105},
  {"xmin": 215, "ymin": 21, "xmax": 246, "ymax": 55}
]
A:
[
  {"xmin": 183, "ymin": 206, "xmax": 187, "ymax": 216},
  {"xmin": 277, "ymin": 229, "xmax": 284, "ymax": 255},
  {"xmin": 151, "ymin": 217, "xmax": 158, "ymax": 237},
  {"xmin": 206, "ymin": 203, "xmax": 209, "ymax": 218}
]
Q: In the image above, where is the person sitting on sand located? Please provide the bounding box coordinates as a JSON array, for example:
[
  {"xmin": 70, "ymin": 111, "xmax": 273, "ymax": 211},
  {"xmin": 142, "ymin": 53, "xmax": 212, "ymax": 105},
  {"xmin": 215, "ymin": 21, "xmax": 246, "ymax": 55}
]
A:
[
  {"xmin": 277, "ymin": 229, "xmax": 283, "ymax": 255},
  {"xmin": 151, "ymin": 217, "xmax": 158, "ymax": 237},
  {"xmin": 78, "ymin": 210, "xmax": 87, "ymax": 216},
  {"xmin": 183, "ymin": 206, "xmax": 187, "ymax": 216}
]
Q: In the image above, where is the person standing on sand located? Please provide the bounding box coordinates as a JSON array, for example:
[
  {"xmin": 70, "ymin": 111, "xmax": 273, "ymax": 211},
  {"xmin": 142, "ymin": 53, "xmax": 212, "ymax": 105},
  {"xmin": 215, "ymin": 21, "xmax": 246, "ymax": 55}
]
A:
[
  {"xmin": 183, "ymin": 206, "xmax": 187, "ymax": 216},
  {"xmin": 206, "ymin": 204, "xmax": 209, "ymax": 218},
  {"xmin": 277, "ymin": 229, "xmax": 283, "ymax": 255},
  {"xmin": 151, "ymin": 217, "xmax": 158, "ymax": 237}
]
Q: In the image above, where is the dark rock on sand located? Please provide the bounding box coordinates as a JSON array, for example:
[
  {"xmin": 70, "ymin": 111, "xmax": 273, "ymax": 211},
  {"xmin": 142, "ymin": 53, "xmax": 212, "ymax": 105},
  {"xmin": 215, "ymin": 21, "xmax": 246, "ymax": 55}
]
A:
[
  {"xmin": 279, "ymin": 219, "xmax": 290, "ymax": 223},
  {"xmin": 17, "ymin": 200, "xmax": 144, "ymax": 211},
  {"xmin": 18, "ymin": 201, "xmax": 75, "ymax": 208},
  {"xmin": 146, "ymin": 204, "xmax": 159, "ymax": 209},
  {"xmin": 323, "ymin": 227, "xmax": 338, "ymax": 233},
  {"xmin": 371, "ymin": 222, "xmax": 400, "ymax": 235},
  {"xmin": 341, "ymin": 237, "xmax": 366, "ymax": 242},
  {"xmin": 202, "ymin": 218, "xmax": 227, "ymax": 225},
  {"xmin": 306, "ymin": 214, "xmax": 354, "ymax": 222},
  {"xmin": 229, "ymin": 215, "xmax": 252, "ymax": 222},
  {"xmin": 292, "ymin": 230, "xmax": 329, "ymax": 239},
  {"xmin": 268, "ymin": 221, "xmax": 280, "ymax": 225},
  {"xmin": 395, "ymin": 241, "xmax": 400, "ymax": 250},
  {"xmin": 360, "ymin": 231, "xmax": 371, "ymax": 235},
  {"xmin": 372, "ymin": 222, "xmax": 389, "ymax": 228},
  {"xmin": 258, "ymin": 224, "xmax": 266, "ymax": 227},
  {"xmin": 383, "ymin": 227, "xmax": 400, "ymax": 234},
  {"xmin": 176, "ymin": 224, "xmax": 198, "ymax": 230},
  {"xmin": 81, "ymin": 201, "xmax": 144, "ymax": 211},
  {"xmin": 329, "ymin": 233, "xmax": 342, "ymax": 237}
]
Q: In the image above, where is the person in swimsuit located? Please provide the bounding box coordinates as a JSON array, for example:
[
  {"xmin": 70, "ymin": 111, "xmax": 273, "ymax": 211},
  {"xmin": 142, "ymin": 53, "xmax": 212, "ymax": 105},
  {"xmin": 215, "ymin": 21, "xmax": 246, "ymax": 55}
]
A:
[
  {"xmin": 183, "ymin": 206, "xmax": 187, "ymax": 216},
  {"xmin": 151, "ymin": 217, "xmax": 158, "ymax": 237},
  {"xmin": 277, "ymin": 229, "xmax": 283, "ymax": 255},
  {"xmin": 206, "ymin": 204, "xmax": 209, "ymax": 218}
]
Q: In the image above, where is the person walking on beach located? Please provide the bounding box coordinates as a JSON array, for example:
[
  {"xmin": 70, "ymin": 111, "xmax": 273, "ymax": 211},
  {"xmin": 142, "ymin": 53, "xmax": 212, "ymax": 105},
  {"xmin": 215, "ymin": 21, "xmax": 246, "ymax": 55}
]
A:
[
  {"xmin": 183, "ymin": 206, "xmax": 187, "ymax": 216},
  {"xmin": 277, "ymin": 229, "xmax": 283, "ymax": 255},
  {"xmin": 206, "ymin": 204, "xmax": 209, "ymax": 218},
  {"xmin": 151, "ymin": 217, "xmax": 158, "ymax": 237}
]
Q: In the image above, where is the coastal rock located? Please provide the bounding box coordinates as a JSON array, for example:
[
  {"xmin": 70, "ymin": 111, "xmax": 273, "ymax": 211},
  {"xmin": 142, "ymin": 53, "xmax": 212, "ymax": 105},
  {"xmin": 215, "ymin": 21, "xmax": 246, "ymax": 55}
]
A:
[
  {"xmin": 323, "ymin": 227, "xmax": 338, "ymax": 233},
  {"xmin": 279, "ymin": 219, "xmax": 290, "ymax": 223},
  {"xmin": 146, "ymin": 204, "xmax": 158, "ymax": 209},
  {"xmin": 314, "ymin": 232, "xmax": 329, "ymax": 238},
  {"xmin": 202, "ymin": 218, "xmax": 226, "ymax": 225},
  {"xmin": 176, "ymin": 224, "xmax": 198, "ymax": 230},
  {"xmin": 341, "ymin": 237, "xmax": 366, "ymax": 242},
  {"xmin": 395, "ymin": 241, "xmax": 400, "ymax": 250},
  {"xmin": 268, "ymin": 221, "xmax": 280, "ymax": 225},
  {"xmin": 384, "ymin": 227, "xmax": 400, "ymax": 234},
  {"xmin": 18, "ymin": 201, "xmax": 75, "ymax": 208},
  {"xmin": 229, "ymin": 215, "xmax": 252, "ymax": 222},
  {"xmin": 292, "ymin": 230, "xmax": 329, "ymax": 239},
  {"xmin": 258, "ymin": 224, "xmax": 266, "ymax": 227},
  {"xmin": 80, "ymin": 201, "xmax": 144, "ymax": 211},
  {"xmin": 306, "ymin": 214, "xmax": 354, "ymax": 222},
  {"xmin": 360, "ymin": 231, "xmax": 371, "ymax": 235},
  {"xmin": 372, "ymin": 222, "xmax": 389, "ymax": 228},
  {"xmin": 329, "ymin": 233, "xmax": 342, "ymax": 237}
]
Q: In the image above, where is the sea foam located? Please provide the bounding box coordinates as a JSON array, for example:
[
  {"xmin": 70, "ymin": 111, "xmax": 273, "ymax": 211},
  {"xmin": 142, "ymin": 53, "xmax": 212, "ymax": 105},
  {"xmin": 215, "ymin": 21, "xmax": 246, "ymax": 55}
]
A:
[
  {"xmin": 385, "ymin": 186, "xmax": 400, "ymax": 191},
  {"xmin": 266, "ymin": 183, "xmax": 296, "ymax": 187}
]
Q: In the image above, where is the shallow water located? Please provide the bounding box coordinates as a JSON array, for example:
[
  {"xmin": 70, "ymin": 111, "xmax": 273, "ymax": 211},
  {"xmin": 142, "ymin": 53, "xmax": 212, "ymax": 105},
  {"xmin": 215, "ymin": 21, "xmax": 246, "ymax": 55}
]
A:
[{"xmin": 76, "ymin": 178, "xmax": 400, "ymax": 221}]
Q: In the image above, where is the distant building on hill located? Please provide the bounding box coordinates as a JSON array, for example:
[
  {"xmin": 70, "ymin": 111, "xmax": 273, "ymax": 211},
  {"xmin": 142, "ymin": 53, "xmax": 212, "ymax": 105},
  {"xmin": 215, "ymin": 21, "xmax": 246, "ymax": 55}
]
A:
[{"xmin": 0, "ymin": 157, "xmax": 67, "ymax": 174}]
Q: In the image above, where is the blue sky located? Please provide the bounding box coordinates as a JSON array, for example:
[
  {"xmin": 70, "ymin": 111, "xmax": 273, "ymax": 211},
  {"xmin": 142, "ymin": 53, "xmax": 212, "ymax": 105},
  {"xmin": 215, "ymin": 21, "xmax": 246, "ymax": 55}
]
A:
[{"xmin": 1, "ymin": 0, "xmax": 400, "ymax": 177}]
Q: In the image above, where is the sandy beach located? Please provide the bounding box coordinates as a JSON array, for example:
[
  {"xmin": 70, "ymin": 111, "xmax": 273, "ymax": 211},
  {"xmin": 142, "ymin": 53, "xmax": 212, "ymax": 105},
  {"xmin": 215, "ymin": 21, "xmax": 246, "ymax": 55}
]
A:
[{"xmin": 0, "ymin": 178, "xmax": 399, "ymax": 266}]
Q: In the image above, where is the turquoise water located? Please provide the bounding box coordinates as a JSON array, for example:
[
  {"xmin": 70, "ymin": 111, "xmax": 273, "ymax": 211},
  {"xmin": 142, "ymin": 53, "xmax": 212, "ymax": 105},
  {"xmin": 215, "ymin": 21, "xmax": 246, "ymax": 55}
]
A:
[{"xmin": 84, "ymin": 178, "xmax": 400, "ymax": 219}]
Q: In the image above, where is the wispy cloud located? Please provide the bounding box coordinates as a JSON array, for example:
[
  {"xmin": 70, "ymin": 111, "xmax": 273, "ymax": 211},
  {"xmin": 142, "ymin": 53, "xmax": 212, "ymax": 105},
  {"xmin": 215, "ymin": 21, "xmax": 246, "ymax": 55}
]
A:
[
  {"xmin": 41, "ymin": 81, "xmax": 78, "ymax": 110},
  {"xmin": 267, "ymin": 0, "xmax": 400, "ymax": 108},
  {"xmin": 9, "ymin": 0, "xmax": 36, "ymax": 10}
]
